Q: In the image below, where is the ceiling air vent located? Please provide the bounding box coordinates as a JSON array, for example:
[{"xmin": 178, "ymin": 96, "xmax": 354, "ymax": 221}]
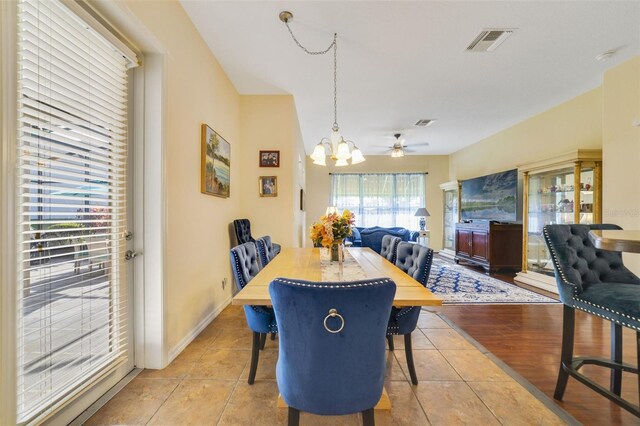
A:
[
  {"xmin": 466, "ymin": 29, "xmax": 514, "ymax": 52},
  {"xmin": 415, "ymin": 119, "xmax": 435, "ymax": 127}
]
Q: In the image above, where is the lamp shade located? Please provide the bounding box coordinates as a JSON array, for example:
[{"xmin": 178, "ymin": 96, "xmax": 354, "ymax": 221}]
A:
[
  {"xmin": 414, "ymin": 207, "xmax": 430, "ymax": 217},
  {"xmin": 350, "ymin": 147, "xmax": 365, "ymax": 164}
]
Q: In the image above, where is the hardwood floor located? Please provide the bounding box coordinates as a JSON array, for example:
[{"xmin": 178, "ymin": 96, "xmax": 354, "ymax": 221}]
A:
[{"xmin": 439, "ymin": 302, "xmax": 640, "ymax": 425}]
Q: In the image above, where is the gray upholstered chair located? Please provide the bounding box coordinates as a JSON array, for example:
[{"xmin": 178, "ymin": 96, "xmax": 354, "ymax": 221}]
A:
[
  {"xmin": 230, "ymin": 242, "xmax": 277, "ymax": 384},
  {"xmin": 380, "ymin": 235, "xmax": 401, "ymax": 264},
  {"xmin": 543, "ymin": 224, "xmax": 640, "ymax": 416},
  {"xmin": 387, "ymin": 241, "xmax": 434, "ymax": 385},
  {"xmin": 256, "ymin": 235, "xmax": 278, "ymax": 267}
]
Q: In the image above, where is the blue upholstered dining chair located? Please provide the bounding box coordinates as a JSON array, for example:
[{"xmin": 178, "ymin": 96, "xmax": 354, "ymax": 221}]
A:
[
  {"xmin": 230, "ymin": 242, "xmax": 277, "ymax": 384},
  {"xmin": 255, "ymin": 236, "xmax": 278, "ymax": 267},
  {"xmin": 543, "ymin": 224, "xmax": 640, "ymax": 416},
  {"xmin": 233, "ymin": 218, "xmax": 255, "ymax": 245},
  {"xmin": 380, "ymin": 235, "xmax": 402, "ymax": 263},
  {"xmin": 269, "ymin": 277, "xmax": 396, "ymax": 426},
  {"xmin": 387, "ymin": 241, "xmax": 434, "ymax": 385}
]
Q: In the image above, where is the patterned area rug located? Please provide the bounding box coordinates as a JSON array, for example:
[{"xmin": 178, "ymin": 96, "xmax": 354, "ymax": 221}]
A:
[{"xmin": 428, "ymin": 258, "xmax": 558, "ymax": 304}]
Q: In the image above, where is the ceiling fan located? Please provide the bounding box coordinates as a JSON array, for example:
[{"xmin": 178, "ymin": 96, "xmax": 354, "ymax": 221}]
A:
[{"xmin": 386, "ymin": 133, "xmax": 429, "ymax": 158}]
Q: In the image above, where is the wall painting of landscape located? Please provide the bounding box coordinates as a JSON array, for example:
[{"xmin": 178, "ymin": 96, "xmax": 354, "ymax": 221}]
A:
[{"xmin": 201, "ymin": 124, "xmax": 230, "ymax": 198}]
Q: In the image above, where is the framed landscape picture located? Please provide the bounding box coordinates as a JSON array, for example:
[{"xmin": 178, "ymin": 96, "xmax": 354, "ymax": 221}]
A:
[
  {"xmin": 259, "ymin": 176, "xmax": 277, "ymax": 197},
  {"xmin": 201, "ymin": 124, "xmax": 230, "ymax": 198},
  {"xmin": 259, "ymin": 150, "xmax": 280, "ymax": 167}
]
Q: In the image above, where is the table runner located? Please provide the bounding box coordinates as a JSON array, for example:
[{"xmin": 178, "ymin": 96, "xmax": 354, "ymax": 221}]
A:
[{"xmin": 319, "ymin": 247, "xmax": 369, "ymax": 282}]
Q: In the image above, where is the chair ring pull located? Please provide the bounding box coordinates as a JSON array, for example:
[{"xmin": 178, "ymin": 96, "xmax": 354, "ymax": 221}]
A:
[{"xmin": 323, "ymin": 308, "xmax": 344, "ymax": 334}]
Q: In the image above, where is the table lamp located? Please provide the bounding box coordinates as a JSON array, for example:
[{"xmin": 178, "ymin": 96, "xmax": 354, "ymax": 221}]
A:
[{"xmin": 414, "ymin": 207, "xmax": 430, "ymax": 231}]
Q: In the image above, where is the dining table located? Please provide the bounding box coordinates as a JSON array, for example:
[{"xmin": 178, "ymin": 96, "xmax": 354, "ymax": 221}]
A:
[
  {"xmin": 588, "ymin": 230, "xmax": 640, "ymax": 253},
  {"xmin": 232, "ymin": 246, "xmax": 443, "ymax": 410}
]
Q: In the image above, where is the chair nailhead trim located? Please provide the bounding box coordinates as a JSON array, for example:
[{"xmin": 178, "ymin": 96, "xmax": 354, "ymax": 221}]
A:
[
  {"xmin": 574, "ymin": 296, "xmax": 640, "ymax": 323},
  {"xmin": 275, "ymin": 278, "xmax": 393, "ymax": 288},
  {"xmin": 573, "ymin": 304, "xmax": 640, "ymax": 331}
]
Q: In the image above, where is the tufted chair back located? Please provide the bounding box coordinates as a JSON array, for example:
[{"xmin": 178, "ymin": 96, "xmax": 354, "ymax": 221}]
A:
[
  {"xmin": 380, "ymin": 235, "xmax": 402, "ymax": 263},
  {"xmin": 269, "ymin": 277, "xmax": 396, "ymax": 417},
  {"xmin": 230, "ymin": 242, "xmax": 262, "ymax": 289},
  {"xmin": 233, "ymin": 219, "xmax": 255, "ymax": 245},
  {"xmin": 543, "ymin": 224, "xmax": 640, "ymax": 304},
  {"xmin": 256, "ymin": 236, "xmax": 276, "ymax": 267},
  {"xmin": 394, "ymin": 242, "xmax": 434, "ymax": 286},
  {"xmin": 230, "ymin": 242, "xmax": 277, "ymax": 336}
]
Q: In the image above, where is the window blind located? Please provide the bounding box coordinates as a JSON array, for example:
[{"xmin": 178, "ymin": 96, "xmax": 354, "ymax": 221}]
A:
[
  {"xmin": 331, "ymin": 173, "xmax": 426, "ymax": 228},
  {"xmin": 16, "ymin": 0, "xmax": 136, "ymax": 422}
]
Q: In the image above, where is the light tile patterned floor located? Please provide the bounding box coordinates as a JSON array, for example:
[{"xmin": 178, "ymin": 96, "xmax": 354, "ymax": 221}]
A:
[{"xmin": 87, "ymin": 305, "xmax": 568, "ymax": 425}]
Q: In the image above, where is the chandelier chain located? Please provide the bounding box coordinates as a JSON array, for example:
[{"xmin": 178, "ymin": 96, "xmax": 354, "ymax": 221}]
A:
[{"xmin": 284, "ymin": 21, "xmax": 339, "ymax": 128}]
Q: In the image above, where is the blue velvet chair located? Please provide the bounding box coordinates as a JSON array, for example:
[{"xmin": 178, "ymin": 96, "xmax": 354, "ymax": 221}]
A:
[
  {"xmin": 269, "ymin": 277, "xmax": 396, "ymax": 425},
  {"xmin": 230, "ymin": 242, "xmax": 277, "ymax": 384},
  {"xmin": 543, "ymin": 224, "xmax": 640, "ymax": 416},
  {"xmin": 380, "ymin": 235, "xmax": 401, "ymax": 264},
  {"xmin": 256, "ymin": 235, "xmax": 278, "ymax": 267},
  {"xmin": 233, "ymin": 218, "xmax": 255, "ymax": 245},
  {"xmin": 387, "ymin": 241, "xmax": 434, "ymax": 385}
]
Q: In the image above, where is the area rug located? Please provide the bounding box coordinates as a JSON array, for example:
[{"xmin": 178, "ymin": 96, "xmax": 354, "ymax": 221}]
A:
[{"xmin": 427, "ymin": 258, "xmax": 558, "ymax": 304}]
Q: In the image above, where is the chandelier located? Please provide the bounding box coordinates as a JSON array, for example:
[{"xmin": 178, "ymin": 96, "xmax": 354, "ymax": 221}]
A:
[{"xmin": 280, "ymin": 11, "xmax": 365, "ymax": 167}]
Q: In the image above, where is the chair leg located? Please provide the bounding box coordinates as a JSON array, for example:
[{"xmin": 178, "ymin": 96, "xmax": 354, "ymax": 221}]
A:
[
  {"xmin": 288, "ymin": 407, "xmax": 300, "ymax": 426},
  {"xmin": 637, "ymin": 331, "xmax": 640, "ymax": 406},
  {"xmin": 271, "ymin": 331, "xmax": 276, "ymax": 340},
  {"xmin": 554, "ymin": 305, "xmax": 575, "ymax": 400},
  {"xmin": 404, "ymin": 333, "xmax": 418, "ymax": 385},
  {"xmin": 260, "ymin": 333, "xmax": 267, "ymax": 350},
  {"xmin": 248, "ymin": 332, "xmax": 261, "ymax": 385},
  {"xmin": 362, "ymin": 407, "xmax": 375, "ymax": 426},
  {"xmin": 387, "ymin": 335, "xmax": 394, "ymax": 351},
  {"xmin": 611, "ymin": 323, "xmax": 623, "ymax": 396}
]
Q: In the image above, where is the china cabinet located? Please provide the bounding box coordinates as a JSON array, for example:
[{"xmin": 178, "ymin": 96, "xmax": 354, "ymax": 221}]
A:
[
  {"xmin": 515, "ymin": 150, "xmax": 602, "ymax": 293},
  {"xmin": 439, "ymin": 181, "xmax": 459, "ymax": 260}
]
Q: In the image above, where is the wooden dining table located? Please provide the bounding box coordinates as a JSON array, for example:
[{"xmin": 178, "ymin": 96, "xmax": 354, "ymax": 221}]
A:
[
  {"xmin": 232, "ymin": 247, "xmax": 443, "ymax": 307},
  {"xmin": 232, "ymin": 246, "xmax": 443, "ymax": 410}
]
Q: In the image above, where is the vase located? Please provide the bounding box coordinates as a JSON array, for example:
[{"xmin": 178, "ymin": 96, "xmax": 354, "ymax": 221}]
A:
[{"xmin": 330, "ymin": 240, "xmax": 344, "ymax": 264}]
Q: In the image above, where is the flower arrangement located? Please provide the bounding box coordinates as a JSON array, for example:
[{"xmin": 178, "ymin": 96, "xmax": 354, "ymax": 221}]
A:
[{"xmin": 310, "ymin": 209, "xmax": 355, "ymax": 248}]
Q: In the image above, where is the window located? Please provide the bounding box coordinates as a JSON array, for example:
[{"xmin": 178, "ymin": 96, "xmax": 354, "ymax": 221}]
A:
[
  {"xmin": 15, "ymin": 0, "xmax": 137, "ymax": 422},
  {"xmin": 331, "ymin": 173, "xmax": 426, "ymax": 228}
]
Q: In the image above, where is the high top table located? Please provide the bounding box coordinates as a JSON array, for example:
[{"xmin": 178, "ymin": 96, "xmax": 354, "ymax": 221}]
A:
[
  {"xmin": 232, "ymin": 246, "xmax": 443, "ymax": 410},
  {"xmin": 589, "ymin": 230, "xmax": 640, "ymax": 253}
]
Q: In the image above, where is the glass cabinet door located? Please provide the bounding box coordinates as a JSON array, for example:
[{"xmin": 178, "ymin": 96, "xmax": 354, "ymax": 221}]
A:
[
  {"xmin": 526, "ymin": 166, "xmax": 595, "ymax": 276},
  {"xmin": 442, "ymin": 188, "xmax": 458, "ymax": 251}
]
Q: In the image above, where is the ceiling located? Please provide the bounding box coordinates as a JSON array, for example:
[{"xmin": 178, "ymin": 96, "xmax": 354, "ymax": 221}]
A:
[{"xmin": 180, "ymin": 1, "xmax": 640, "ymax": 156}]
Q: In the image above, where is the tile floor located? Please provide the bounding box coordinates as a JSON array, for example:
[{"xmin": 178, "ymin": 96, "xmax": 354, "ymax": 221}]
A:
[{"xmin": 86, "ymin": 305, "xmax": 569, "ymax": 425}]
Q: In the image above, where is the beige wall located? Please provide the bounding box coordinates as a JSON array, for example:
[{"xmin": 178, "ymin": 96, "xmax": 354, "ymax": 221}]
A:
[
  {"xmin": 603, "ymin": 56, "xmax": 640, "ymax": 271},
  {"xmin": 305, "ymin": 155, "xmax": 450, "ymax": 251},
  {"xmin": 122, "ymin": 0, "xmax": 242, "ymax": 352},
  {"xmin": 239, "ymin": 96, "xmax": 305, "ymax": 248},
  {"xmin": 449, "ymin": 88, "xmax": 602, "ymax": 181}
]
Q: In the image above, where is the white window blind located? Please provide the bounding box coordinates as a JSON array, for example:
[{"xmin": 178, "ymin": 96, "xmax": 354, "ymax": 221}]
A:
[
  {"xmin": 16, "ymin": 0, "xmax": 136, "ymax": 422},
  {"xmin": 331, "ymin": 173, "xmax": 426, "ymax": 229}
]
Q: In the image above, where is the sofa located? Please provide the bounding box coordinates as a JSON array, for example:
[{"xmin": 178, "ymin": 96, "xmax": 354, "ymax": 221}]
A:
[{"xmin": 349, "ymin": 226, "xmax": 417, "ymax": 254}]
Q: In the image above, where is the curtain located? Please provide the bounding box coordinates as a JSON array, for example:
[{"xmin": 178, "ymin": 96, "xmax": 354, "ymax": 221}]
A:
[{"xmin": 331, "ymin": 173, "xmax": 426, "ymax": 229}]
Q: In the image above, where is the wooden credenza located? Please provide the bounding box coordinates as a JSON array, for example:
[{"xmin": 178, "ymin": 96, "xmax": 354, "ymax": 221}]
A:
[{"xmin": 454, "ymin": 222, "xmax": 522, "ymax": 273}]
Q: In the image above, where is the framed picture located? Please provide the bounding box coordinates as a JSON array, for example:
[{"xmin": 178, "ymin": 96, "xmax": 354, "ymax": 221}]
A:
[
  {"xmin": 259, "ymin": 150, "xmax": 280, "ymax": 167},
  {"xmin": 201, "ymin": 124, "xmax": 230, "ymax": 198},
  {"xmin": 259, "ymin": 176, "xmax": 278, "ymax": 197},
  {"xmin": 299, "ymin": 188, "xmax": 305, "ymax": 211}
]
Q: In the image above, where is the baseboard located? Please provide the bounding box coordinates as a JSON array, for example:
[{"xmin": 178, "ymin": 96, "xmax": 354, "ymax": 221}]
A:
[{"xmin": 167, "ymin": 295, "xmax": 232, "ymax": 363}]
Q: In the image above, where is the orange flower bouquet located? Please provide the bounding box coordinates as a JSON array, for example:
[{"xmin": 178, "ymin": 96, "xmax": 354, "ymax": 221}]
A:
[{"xmin": 310, "ymin": 209, "xmax": 355, "ymax": 248}]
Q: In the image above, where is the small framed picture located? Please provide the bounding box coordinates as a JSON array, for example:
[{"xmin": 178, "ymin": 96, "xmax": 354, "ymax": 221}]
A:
[
  {"xmin": 259, "ymin": 176, "xmax": 278, "ymax": 197},
  {"xmin": 259, "ymin": 150, "xmax": 280, "ymax": 167}
]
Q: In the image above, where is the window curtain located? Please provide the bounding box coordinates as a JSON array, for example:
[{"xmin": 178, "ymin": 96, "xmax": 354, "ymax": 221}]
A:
[{"xmin": 331, "ymin": 173, "xmax": 426, "ymax": 229}]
